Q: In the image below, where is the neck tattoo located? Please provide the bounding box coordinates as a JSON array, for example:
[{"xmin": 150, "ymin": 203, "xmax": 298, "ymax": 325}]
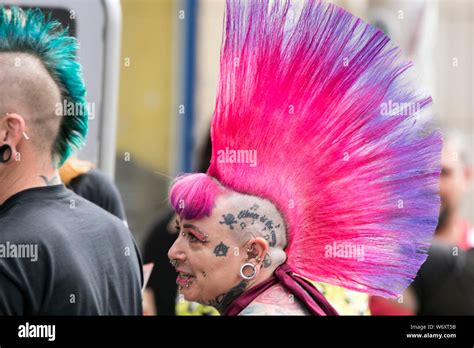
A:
[
  {"xmin": 40, "ymin": 175, "xmax": 60, "ymax": 186},
  {"xmin": 204, "ymin": 280, "xmax": 248, "ymax": 314}
]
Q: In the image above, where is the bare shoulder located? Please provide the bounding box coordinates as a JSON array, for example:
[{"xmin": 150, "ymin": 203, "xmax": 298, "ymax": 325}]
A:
[{"xmin": 238, "ymin": 283, "xmax": 310, "ymax": 315}]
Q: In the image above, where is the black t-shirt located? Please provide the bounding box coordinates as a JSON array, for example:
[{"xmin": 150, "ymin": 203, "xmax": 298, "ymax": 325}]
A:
[
  {"xmin": 0, "ymin": 185, "xmax": 143, "ymax": 315},
  {"xmin": 143, "ymin": 210, "xmax": 178, "ymax": 315},
  {"xmin": 411, "ymin": 241, "xmax": 474, "ymax": 315},
  {"xmin": 67, "ymin": 169, "xmax": 127, "ymax": 222}
]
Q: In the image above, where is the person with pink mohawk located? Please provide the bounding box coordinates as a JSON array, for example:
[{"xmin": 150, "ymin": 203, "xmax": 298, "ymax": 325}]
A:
[{"xmin": 168, "ymin": 0, "xmax": 442, "ymax": 315}]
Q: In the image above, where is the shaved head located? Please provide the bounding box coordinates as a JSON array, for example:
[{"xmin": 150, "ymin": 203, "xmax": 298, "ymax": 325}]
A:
[
  {"xmin": 214, "ymin": 191, "xmax": 288, "ymax": 268},
  {"xmin": 0, "ymin": 52, "xmax": 62, "ymax": 156}
]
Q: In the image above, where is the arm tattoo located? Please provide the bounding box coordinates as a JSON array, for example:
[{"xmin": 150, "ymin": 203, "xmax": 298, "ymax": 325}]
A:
[
  {"xmin": 205, "ymin": 280, "xmax": 248, "ymax": 314},
  {"xmin": 214, "ymin": 242, "xmax": 229, "ymax": 257},
  {"xmin": 40, "ymin": 175, "xmax": 61, "ymax": 186}
]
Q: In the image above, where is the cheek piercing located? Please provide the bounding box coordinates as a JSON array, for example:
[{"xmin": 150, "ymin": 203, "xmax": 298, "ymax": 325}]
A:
[{"xmin": 202, "ymin": 271, "xmax": 207, "ymax": 277}]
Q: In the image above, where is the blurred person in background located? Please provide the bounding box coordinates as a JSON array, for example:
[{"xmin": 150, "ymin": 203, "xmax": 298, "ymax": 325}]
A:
[
  {"xmin": 435, "ymin": 130, "xmax": 473, "ymax": 249},
  {"xmin": 60, "ymin": 156, "xmax": 128, "ymax": 223},
  {"xmin": 410, "ymin": 129, "xmax": 474, "ymax": 315},
  {"xmin": 370, "ymin": 129, "xmax": 474, "ymax": 315}
]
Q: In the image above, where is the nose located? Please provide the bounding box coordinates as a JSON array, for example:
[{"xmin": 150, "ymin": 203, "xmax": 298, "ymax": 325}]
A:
[{"xmin": 168, "ymin": 235, "xmax": 186, "ymax": 262}]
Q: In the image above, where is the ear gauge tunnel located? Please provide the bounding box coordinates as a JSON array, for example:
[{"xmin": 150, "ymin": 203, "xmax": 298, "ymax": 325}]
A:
[{"xmin": 0, "ymin": 144, "xmax": 12, "ymax": 163}]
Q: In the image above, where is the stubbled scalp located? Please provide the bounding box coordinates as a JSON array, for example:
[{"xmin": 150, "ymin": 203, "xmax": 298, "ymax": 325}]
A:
[
  {"xmin": 0, "ymin": 53, "xmax": 62, "ymax": 154},
  {"xmin": 0, "ymin": 6, "xmax": 89, "ymax": 164},
  {"xmin": 215, "ymin": 192, "xmax": 288, "ymax": 268}
]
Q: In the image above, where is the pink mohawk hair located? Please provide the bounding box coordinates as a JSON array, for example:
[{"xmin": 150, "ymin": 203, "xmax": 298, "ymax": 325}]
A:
[
  {"xmin": 170, "ymin": 173, "xmax": 225, "ymax": 220},
  {"xmin": 171, "ymin": 0, "xmax": 442, "ymax": 298}
]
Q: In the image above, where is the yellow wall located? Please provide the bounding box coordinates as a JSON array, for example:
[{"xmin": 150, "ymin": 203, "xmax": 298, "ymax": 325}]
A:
[{"xmin": 118, "ymin": 0, "xmax": 173, "ymax": 172}]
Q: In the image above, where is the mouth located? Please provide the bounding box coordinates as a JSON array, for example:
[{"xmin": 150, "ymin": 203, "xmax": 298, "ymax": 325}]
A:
[{"xmin": 176, "ymin": 271, "xmax": 195, "ymax": 287}]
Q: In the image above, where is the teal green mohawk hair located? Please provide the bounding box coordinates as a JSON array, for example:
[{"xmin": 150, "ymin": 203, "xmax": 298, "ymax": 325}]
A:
[{"xmin": 0, "ymin": 6, "xmax": 88, "ymax": 164}]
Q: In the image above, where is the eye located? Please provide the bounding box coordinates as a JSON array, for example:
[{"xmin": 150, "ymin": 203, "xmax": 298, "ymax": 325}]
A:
[
  {"xmin": 179, "ymin": 230, "xmax": 200, "ymax": 243},
  {"xmin": 186, "ymin": 232, "xmax": 199, "ymax": 243}
]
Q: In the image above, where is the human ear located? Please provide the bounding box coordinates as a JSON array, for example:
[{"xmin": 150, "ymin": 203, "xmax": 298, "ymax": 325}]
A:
[
  {"xmin": 246, "ymin": 237, "xmax": 269, "ymax": 264},
  {"xmin": 1, "ymin": 112, "xmax": 26, "ymax": 150}
]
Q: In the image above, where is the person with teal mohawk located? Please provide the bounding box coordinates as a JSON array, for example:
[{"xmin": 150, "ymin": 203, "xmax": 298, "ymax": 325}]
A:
[
  {"xmin": 0, "ymin": 6, "xmax": 88, "ymax": 165},
  {"xmin": 0, "ymin": 7, "xmax": 143, "ymax": 315}
]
